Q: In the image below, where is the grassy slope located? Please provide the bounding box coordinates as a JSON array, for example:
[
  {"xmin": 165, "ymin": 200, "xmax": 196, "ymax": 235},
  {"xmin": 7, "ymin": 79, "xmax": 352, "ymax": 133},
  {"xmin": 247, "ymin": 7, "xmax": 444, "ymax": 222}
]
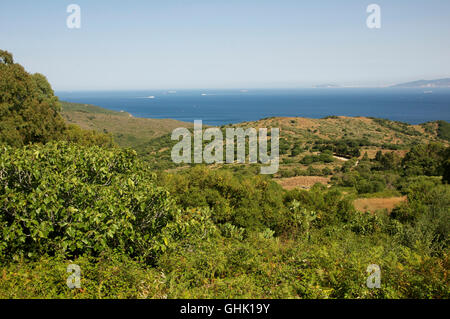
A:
[
  {"xmin": 60, "ymin": 101, "xmax": 448, "ymax": 179},
  {"xmin": 61, "ymin": 101, "xmax": 446, "ymax": 148},
  {"xmin": 60, "ymin": 101, "xmax": 193, "ymax": 149},
  {"xmin": 234, "ymin": 116, "xmax": 445, "ymax": 146}
]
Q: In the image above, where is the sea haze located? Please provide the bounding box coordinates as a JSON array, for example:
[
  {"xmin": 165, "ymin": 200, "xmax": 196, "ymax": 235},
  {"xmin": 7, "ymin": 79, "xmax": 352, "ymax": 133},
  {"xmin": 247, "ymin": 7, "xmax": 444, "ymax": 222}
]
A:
[{"xmin": 56, "ymin": 88, "xmax": 450, "ymax": 126}]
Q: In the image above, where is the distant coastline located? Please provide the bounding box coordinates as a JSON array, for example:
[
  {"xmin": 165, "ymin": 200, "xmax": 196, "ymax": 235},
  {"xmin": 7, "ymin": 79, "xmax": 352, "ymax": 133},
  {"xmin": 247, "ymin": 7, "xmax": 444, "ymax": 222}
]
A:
[
  {"xmin": 391, "ymin": 78, "xmax": 450, "ymax": 88},
  {"xmin": 57, "ymin": 88, "xmax": 450, "ymax": 126}
]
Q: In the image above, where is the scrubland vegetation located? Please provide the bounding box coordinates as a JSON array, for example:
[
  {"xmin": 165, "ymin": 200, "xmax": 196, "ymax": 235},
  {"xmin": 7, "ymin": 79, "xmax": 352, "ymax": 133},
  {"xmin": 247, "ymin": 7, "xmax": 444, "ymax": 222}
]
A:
[{"xmin": 0, "ymin": 49, "xmax": 449, "ymax": 298}]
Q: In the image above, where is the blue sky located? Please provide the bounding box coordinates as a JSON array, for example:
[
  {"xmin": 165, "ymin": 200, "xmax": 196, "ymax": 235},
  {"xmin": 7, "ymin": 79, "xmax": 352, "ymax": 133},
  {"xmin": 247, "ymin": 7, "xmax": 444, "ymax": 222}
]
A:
[{"xmin": 1, "ymin": 0, "xmax": 450, "ymax": 90}]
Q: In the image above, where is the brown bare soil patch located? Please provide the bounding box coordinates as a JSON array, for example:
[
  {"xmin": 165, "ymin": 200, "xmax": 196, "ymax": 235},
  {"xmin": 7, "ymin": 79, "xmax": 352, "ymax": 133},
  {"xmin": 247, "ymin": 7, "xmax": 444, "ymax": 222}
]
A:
[
  {"xmin": 354, "ymin": 196, "xmax": 407, "ymax": 213},
  {"xmin": 276, "ymin": 176, "xmax": 330, "ymax": 190}
]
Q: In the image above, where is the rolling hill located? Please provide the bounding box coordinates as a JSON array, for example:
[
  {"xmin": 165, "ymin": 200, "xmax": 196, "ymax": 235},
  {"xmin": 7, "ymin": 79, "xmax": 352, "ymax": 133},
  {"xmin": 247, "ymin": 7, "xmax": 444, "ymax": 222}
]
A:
[
  {"xmin": 60, "ymin": 100, "xmax": 449, "ymax": 176},
  {"xmin": 61, "ymin": 101, "xmax": 193, "ymax": 149}
]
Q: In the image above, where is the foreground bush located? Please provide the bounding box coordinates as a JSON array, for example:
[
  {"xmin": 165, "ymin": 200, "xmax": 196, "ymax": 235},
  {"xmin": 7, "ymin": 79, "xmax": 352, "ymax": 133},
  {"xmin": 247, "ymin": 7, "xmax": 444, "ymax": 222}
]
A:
[
  {"xmin": 0, "ymin": 253, "xmax": 165, "ymax": 299},
  {"xmin": 157, "ymin": 166, "xmax": 290, "ymax": 234},
  {"xmin": 0, "ymin": 143, "xmax": 448, "ymax": 299},
  {"xmin": 2, "ymin": 225, "xmax": 447, "ymax": 299},
  {"xmin": 0, "ymin": 142, "xmax": 175, "ymax": 261}
]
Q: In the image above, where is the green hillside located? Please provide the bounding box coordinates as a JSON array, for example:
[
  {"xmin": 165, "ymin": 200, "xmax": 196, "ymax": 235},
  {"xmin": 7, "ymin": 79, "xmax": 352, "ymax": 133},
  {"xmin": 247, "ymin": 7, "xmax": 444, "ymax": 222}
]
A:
[
  {"xmin": 61, "ymin": 101, "xmax": 193, "ymax": 149},
  {"xmin": 1, "ymin": 49, "xmax": 449, "ymax": 299}
]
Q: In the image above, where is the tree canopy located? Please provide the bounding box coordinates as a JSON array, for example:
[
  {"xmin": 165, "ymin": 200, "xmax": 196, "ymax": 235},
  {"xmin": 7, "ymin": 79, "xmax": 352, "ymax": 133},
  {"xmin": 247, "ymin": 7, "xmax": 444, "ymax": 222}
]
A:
[{"xmin": 0, "ymin": 49, "xmax": 66, "ymax": 146}]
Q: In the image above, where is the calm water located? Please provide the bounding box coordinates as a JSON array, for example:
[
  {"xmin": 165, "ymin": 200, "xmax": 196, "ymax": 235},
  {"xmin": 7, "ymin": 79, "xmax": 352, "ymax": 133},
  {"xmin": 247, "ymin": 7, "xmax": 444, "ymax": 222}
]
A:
[{"xmin": 57, "ymin": 88, "xmax": 450, "ymax": 126}]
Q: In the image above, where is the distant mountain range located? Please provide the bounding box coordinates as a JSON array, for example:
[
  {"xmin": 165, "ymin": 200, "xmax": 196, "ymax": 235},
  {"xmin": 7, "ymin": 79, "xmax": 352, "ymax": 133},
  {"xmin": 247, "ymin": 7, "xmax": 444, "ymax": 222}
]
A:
[{"xmin": 392, "ymin": 78, "xmax": 450, "ymax": 88}]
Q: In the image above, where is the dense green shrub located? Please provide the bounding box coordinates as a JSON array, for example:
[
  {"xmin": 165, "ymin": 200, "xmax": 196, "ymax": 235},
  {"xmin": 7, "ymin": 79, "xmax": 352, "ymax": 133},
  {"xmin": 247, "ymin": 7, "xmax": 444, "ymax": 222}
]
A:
[
  {"xmin": 356, "ymin": 179, "xmax": 386, "ymax": 194},
  {"xmin": 391, "ymin": 183, "xmax": 449, "ymax": 255},
  {"xmin": 284, "ymin": 185, "xmax": 355, "ymax": 227},
  {"xmin": 313, "ymin": 139, "xmax": 365, "ymax": 158},
  {"xmin": 374, "ymin": 151, "xmax": 402, "ymax": 171},
  {"xmin": 0, "ymin": 142, "xmax": 175, "ymax": 261},
  {"xmin": 158, "ymin": 166, "xmax": 290, "ymax": 234},
  {"xmin": 437, "ymin": 120, "xmax": 450, "ymax": 141},
  {"xmin": 402, "ymin": 143, "xmax": 447, "ymax": 177},
  {"xmin": 279, "ymin": 138, "xmax": 291, "ymax": 155},
  {"xmin": 443, "ymin": 149, "xmax": 450, "ymax": 184},
  {"xmin": 300, "ymin": 151, "xmax": 334, "ymax": 165},
  {"xmin": 333, "ymin": 170, "xmax": 389, "ymax": 194},
  {"xmin": 0, "ymin": 252, "xmax": 166, "ymax": 299},
  {"xmin": 62, "ymin": 124, "xmax": 115, "ymax": 148},
  {"xmin": 290, "ymin": 144, "xmax": 304, "ymax": 157}
]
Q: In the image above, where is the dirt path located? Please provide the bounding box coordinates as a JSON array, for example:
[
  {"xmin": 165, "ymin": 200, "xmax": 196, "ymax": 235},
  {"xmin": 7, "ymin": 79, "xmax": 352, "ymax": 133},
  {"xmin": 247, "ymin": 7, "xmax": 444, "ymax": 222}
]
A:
[{"xmin": 333, "ymin": 155, "xmax": 350, "ymax": 161}]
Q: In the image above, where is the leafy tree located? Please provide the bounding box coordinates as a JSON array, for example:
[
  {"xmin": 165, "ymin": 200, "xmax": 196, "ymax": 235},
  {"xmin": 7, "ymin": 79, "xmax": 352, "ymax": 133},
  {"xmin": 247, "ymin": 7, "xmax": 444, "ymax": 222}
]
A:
[
  {"xmin": 402, "ymin": 143, "xmax": 446, "ymax": 176},
  {"xmin": 0, "ymin": 50, "xmax": 66, "ymax": 146},
  {"xmin": 443, "ymin": 151, "xmax": 450, "ymax": 184},
  {"xmin": 375, "ymin": 150, "xmax": 383, "ymax": 162},
  {"xmin": 379, "ymin": 152, "xmax": 401, "ymax": 171},
  {"xmin": 362, "ymin": 152, "xmax": 369, "ymax": 162},
  {"xmin": 437, "ymin": 120, "xmax": 450, "ymax": 142}
]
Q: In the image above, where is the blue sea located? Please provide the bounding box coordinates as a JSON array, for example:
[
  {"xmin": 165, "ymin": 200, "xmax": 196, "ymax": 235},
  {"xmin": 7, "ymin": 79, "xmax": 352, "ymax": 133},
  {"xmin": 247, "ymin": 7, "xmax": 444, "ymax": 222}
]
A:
[{"xmin": 56, "ymin": 88, "xmax": 450, "ymax": 126}]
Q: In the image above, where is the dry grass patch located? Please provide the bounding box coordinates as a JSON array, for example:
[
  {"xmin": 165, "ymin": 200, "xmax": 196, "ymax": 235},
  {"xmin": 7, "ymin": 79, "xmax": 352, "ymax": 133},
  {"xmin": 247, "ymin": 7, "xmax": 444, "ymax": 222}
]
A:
[
  {"xmin": 354, "ymin": 196, "xmax": 407, "ymax": 213},
  {"xmin": 276, "ymin": 176, "xmax": 330, "ymax": 190}
]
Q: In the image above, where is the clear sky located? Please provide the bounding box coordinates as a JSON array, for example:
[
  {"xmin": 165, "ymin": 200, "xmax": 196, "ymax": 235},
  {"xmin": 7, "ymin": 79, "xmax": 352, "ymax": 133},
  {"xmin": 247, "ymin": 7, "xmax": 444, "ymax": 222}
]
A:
[{"xmin": 1, "ymin": 0, "xmax": 450, "ymax": 90}]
